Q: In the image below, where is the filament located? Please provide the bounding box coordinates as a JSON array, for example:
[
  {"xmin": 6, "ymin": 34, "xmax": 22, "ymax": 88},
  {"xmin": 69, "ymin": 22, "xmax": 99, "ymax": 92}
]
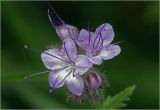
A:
[
  {"xmin": 93, "ymin": 24, "xmax": 106, "ymax": 47},
  {"xmin": 72, "ymin": 69, "xmax": 75, "ymax": 77},
  {"xmin": 63, "ymin": 42, "xmax": 75, "ymax": 64},
  {"xmin": 96, "ymin": 33, "xmax": 104, "ymax": 53},
  {"xmin": 50, "ymin": 70, "xmax": 72, "ymax": 93},
  {"xmin": 24, "ymin": 70, "xmax": 50, "ymax": 80},
  {"xmin": 112, "ymin": 40, "xmax": 125, "ymax": 45},
  {"xmin": 48, "ymin": 2, "xmax": 65, "ymax": 27},
  {"xmin": 88, "ymin": 21, "xmax": 91, "ymax": 47},
  {"xmin": 93, "ymin": 32, "xmax": 101, "ymax": 48},
  {"xmin": 91, "ymin": 33, "xmax": 103, "ymax": 54},
  {"xmin": 55, "ymin": 70, "xmax": 72, "ymax": 88},
  {"xmin": 24, "ymin": 44, "xmax": 69, "ymax": 63},
  {"xmin": 91, "ymin": 25, "xmax": 106, "ymax": 55}
]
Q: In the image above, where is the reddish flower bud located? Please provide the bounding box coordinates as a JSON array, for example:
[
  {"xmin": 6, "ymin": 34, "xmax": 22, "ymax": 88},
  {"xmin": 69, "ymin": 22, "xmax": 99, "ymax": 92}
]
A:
[{"xmin": 86, "ymin": 72, "xmax": 102, "ymax": 89}]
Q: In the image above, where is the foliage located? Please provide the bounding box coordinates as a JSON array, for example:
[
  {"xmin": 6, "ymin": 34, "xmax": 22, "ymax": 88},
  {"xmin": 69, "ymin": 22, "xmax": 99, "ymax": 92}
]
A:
[{"xmin": 98, "ymin": 85, "xmax": 136, "ymax": 109}]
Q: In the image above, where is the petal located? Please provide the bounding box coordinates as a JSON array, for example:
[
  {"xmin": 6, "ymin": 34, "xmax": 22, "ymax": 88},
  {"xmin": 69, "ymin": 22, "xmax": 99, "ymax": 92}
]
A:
[
  {"xmin": 99, "ymin": 47, "xmax": 108, "ymax": 60},
  {"xmin": 87, "ymin": 52, "xmax": 103, "ymax": 65},
  {"xmin": 49, "ymin": 67, "xmax": 71, "ymax": 88},
  {"xmin": 56, "ymin": 24, "xmax": 78, "ymax": 40},
  {"xmin": 91, "ymin": 34, "xmax": 103, "ymax": 50},
  {"xmin": 95, "ymin": 23, "xmax": 115, "ymax": 46},
  {"xmin": 75, "ymin": 55, "xmax": 93, "ymax": 76},
  {"xmin": 77, "ymin": 29, "xmax": 95, "ymax": 51},
  {"xmin": 66, "ymin": 75, "xmax": 84, "ymax": 96},
  {"xmin": 103, "ymin": 44, "xmax": 121, "ymax": 60},
  {"xmin": 62, "ymin": 38, "xmax": 77, "ymax": 61},
  {"xmin": 41, "ymin": 48, "xmax": 68, "ymax": 70}
]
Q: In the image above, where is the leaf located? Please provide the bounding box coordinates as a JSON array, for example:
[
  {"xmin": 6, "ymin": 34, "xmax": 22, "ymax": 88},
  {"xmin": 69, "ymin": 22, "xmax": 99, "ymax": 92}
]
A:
[{"xmin": 100, "ymin": 85, "xmax": 136, "ymax": 109}]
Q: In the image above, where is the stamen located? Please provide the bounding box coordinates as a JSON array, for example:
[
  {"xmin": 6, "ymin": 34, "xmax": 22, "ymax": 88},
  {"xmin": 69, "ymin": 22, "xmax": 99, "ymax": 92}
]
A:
[
  {"xmin": 100, "ymin": 33, "xmax": 104, "ymax": 47},
  {"xmin": 54, "ymin": 70, "xmax": 72, "ymax": 88},
  {"xmin": 49, "ymin": 88, "xmax": 54, "ymax": 93},
  {"xmin": 96, "ymin": 33, "xmax": 104, "ymax": 53},
  {"xmin": 91, "ymin": 33, "xmax": 103, "ymax": 54},
  {"xmin": 48, "ymin": 2, "xmax": 65, "ymax": 27},
  {"xmin": 24, "ymin": 44, "xmax": 69, "ymax": 63},
  {"xmin": 112, "ymin": 40, "xmax": 125, "ymax": 45},
  {"xmin": 72, "ymin": 69, "xmax": 75, "ymax": 77},
  {"xmin": 24, "ymin": 70, "xmax": 50, "ymax": 80},
  {"xmin": 68, "ymin": 28, "xmax": 77, "ymax": 43},
  {"xmin": 63, "ymin": 42, "xmax": 75, "ymax": 64},
  {"xmin": 88, "ymin": 20, "xmax": 91, "ymax": 46},
  {"xmin": 93, "ymin": 24, "xmax": 106, "ymax": 47},
  {"xmin": 93, "ymin": 32, "xmax": 101, "ymax": 49},
  {"xmin": 53, "ymin": 74, "xmax": 60, "ymax": 88}
]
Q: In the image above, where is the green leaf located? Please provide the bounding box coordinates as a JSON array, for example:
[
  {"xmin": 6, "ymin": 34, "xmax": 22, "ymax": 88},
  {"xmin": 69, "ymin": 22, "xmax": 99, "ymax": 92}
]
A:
[{"xmin": 101, "ymin": 85, "xmax": 136, "ymax": 109}]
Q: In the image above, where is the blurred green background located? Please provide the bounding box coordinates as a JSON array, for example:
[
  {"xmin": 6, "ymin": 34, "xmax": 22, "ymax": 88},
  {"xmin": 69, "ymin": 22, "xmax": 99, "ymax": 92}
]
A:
[{"xmin": 1, "ymin": 1, "xmax": 159, "ymax": 109}]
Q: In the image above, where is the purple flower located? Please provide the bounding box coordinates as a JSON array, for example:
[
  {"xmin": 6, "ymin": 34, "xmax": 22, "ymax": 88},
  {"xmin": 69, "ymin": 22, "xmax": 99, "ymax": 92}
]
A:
[
  {"xmin": 24, "ymin": 4, "xmax": 121, "ymax": 100},
  {"xmin": 41, "ymin": 38, "xmax": 93, "ymax": 96},
  {"xmin": 77, "ymin": 23, "xmax": 121, "ymax": 65},
  {"xmin": 48, "ymin": 4, "xmax": 78, "ymax": 41}
]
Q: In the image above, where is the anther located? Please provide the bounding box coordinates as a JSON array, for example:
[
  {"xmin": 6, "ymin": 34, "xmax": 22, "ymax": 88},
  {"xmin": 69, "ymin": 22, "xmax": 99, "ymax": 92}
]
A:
[
  {"xmin": 24, "ymin": 76, "xmax": 29, "ymax": 80},
  {"xmin": 63, "ymin": 42, "xmax": 75, "ymax": 64},
  {"xmin": 49, "ymin": 88, "xmax": 54, "ymax": 93},
  {"xmin": 24, "ymin": 44, "xmax": 28, "ymax": 49}
]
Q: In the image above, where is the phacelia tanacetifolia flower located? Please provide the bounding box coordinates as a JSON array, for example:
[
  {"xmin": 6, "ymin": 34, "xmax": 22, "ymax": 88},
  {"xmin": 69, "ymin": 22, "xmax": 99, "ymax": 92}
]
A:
[
  {"xmin": 77, "ymin": 23, "xmax": 121, "ymax": 65},
  {"xmin": 24, "ymin": 3, "xmax": 121, "ymax": 103},
  {"xmin": 41, "ymin": 38, "xmax": 93, "ymax": 96}
]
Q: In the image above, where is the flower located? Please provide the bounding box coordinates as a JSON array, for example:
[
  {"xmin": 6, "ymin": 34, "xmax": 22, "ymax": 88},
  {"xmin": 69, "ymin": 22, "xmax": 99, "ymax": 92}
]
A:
[
  {"xmin": 24, "ymin": 3, "xmax": 121, "ymax": 101},
  {"xmin": 48, "ymin": 4, "xmax": 78, "ymax": 41},
  {"xmin": 76, "ymin": 23, "xmax": 121, "ymax": 65},
  {"xmin": 41, "ymin": 38, "xmax": 93, "ymax": 96},
  {"xmin": 85, "ymin": 72, "xmax": 102, "ymax": 89}
]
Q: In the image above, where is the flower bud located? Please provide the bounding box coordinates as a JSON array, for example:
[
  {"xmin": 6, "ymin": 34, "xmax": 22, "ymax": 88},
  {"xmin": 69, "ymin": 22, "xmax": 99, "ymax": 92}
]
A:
[{"xmin": 86, "ymin": 72, "xmax": 102, "ymax": 89}]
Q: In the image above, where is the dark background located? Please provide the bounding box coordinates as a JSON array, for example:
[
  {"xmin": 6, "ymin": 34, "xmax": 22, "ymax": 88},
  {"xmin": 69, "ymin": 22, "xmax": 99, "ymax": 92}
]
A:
[{"xmin": 1, "ymin": 1, "xmax": 159, "ymax": 109}]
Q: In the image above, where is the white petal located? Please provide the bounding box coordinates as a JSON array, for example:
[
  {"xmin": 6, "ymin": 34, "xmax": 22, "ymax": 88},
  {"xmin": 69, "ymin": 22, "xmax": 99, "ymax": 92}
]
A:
[
  {"xmin": 75, "ymin": 55, "xmax": 93, "ymax": 76},
  {"xmin": 103, "ymin": 44, "xmax": 121, "ymax": 60},
  {"xmin": 86, "ymin": 52, "xmax": 103, "ymax": 65},
  {"xmin": 99, "ymin": 47, "xmax": 108, "ymax": 60},
  {"xmin": 41, "ymin": 48, "xmax": 68, "ymax": 70},
  {"xmin": 49, "ymin": 67, "xmax": 71, "ymax": 88},
  {"xmin": 66, "ymin": 75, "xmax": 84, "ymax": 96}
]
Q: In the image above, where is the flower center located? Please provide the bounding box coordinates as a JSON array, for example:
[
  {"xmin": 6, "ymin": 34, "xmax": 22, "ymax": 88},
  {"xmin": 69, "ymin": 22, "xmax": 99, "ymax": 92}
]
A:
[
  {"xmin": 92, "ymin": 50, "xmax": 99, "ymax": 56},
  {"xmin": 69, "ymin": 65, "xmax": 76, "ymax": 77}
]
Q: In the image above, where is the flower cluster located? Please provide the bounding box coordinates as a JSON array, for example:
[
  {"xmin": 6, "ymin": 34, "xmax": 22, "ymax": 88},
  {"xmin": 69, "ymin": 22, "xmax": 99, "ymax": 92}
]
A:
[{"xmin": 24, "ymin": 4, "xmax": 121, "ymax": 103}]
